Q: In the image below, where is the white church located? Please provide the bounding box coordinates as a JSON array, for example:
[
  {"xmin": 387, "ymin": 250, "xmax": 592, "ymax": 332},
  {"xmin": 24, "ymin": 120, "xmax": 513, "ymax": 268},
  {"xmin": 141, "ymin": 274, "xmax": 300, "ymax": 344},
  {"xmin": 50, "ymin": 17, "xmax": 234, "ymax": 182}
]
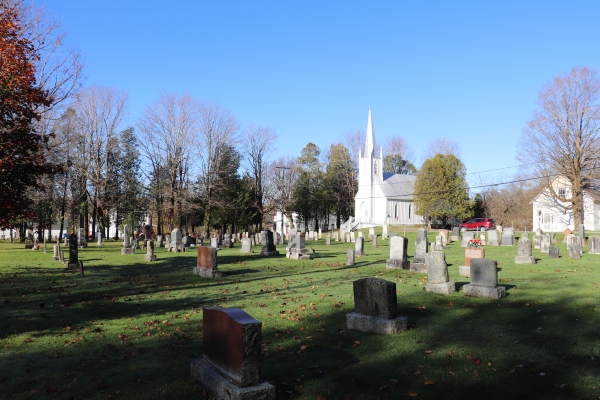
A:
[{"xmin": 353, "ymin": 109, "xmax": 424, "ymax": 228}]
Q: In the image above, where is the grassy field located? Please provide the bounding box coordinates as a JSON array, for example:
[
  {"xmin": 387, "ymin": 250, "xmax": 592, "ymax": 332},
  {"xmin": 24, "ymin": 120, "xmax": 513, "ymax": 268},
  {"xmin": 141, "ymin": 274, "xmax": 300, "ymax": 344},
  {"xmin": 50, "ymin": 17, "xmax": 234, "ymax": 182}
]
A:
[{"xmin": 0, "ymin": 229, "xmax": 599, "ymax": 400}]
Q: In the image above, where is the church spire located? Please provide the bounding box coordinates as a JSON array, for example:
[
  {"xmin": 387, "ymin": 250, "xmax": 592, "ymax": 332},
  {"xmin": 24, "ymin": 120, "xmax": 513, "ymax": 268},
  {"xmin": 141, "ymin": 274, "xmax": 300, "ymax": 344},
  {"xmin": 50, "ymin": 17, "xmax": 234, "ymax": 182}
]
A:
[{"xmin": 364, "ymin": 108, "xmax": 375, "ymax": 157}]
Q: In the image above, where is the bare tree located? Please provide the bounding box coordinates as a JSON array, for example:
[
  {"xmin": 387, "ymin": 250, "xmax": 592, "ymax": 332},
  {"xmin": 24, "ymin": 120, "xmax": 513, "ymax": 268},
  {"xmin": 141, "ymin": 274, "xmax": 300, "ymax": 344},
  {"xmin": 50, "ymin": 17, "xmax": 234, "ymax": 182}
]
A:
[
  {"xmin": 422, "ymin": 138, "xmax": 461, "ymax": 161},
  {"xmin": 264, "ymin": 156, "xmax": 298, "ymax": 229},
  {"xmin": 343, "ymin": 129, "xmax": 364, "ymax": 165},
  {"xmin": 383, "ymin": 135, "xmax": 416, "ymax": 174},
  {"xmin": 241, "ymin": 123, "xmax": 278, "ymax": 231},
  {"xmin": 518, "ymin": 66, "xmax": 600, "ymax": 229}
]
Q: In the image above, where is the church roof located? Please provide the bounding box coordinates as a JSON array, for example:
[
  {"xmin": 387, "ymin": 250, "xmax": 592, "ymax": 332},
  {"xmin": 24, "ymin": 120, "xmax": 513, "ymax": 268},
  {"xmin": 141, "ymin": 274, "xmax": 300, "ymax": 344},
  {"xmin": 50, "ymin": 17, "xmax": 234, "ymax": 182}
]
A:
[{"xmin": 377, "ymin": 173, "xmax": 417, "ymax": 200}]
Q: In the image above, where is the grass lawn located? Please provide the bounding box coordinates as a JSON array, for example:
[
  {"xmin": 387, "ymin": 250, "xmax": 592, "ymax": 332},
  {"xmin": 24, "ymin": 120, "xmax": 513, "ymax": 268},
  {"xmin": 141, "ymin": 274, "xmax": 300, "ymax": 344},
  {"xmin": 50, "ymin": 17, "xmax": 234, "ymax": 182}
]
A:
[{"xmin": 0, "ymin": 229, "xmax": 599, "ymax": 399}]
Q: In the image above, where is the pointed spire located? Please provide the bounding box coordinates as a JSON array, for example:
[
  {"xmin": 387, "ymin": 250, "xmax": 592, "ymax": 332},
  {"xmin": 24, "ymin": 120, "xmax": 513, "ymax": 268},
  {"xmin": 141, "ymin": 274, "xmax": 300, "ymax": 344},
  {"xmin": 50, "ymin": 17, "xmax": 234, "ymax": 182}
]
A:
[{"xmin": 364, "ymin": 108, "xmax": 375, "ymax": 157}]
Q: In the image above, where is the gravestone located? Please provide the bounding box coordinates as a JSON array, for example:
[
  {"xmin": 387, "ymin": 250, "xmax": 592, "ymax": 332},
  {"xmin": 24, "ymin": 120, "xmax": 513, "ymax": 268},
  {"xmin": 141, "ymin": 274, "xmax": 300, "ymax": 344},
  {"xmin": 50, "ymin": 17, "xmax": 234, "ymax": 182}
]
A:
[
  {"xmin": 382, "ymin": 224, "xmax": 388, "ymax": 240},
  {"xmin": 223, "ymin": 233, "xmax": 233, "ymax": 248},
  {"xmin": 567, "ymin": 235, "xmax": 582, "ymax": 259},
  {"xmin": 260, "ymin": 230, "xmax": 279, "ymax": 256},
  {"xmin": 479, "ymin": 232, "xmax": 486, "ymax": 245},
  {"xmin": 504, "ymin": 227, "xmax": 514, "ymax": 236},
  {"xmin": 497, "ymin": 225, "xmax": 503, "ymax": 233},
  {"xmin": 439, "ymin": 229, "xmax": 450, "ymax": 243},
  {"xmin": 358, "ymin": 231, "xmax": 363, "ymax": 238},
  {"xmin": 165, "ymin": 234, "xmax": 171, "ymax": 246},
  {"xmin": 371, "ymin": 234, "xmax": 377, "ymax": 247},
  {"xmin": 78, "ymin": 228, "xmax": 87, "ymax": 248},
  {"xmin": 169, "ymin": 228, "xmax": 183, "ymax": 252},
  {"xmin": 434, "ymin": 234, "xmax": 445, "ymax": 250},
  {"xmin": 67, "ymin": 233, "xmax": 84, "ymax": 276},
  {"xmin": 462, "ymin": 258, "xmax": 506, "ymax": 299},
  {"xmin": 286, "ymin": 233, "xmax": 310, "ymax": 260},
  {"xmin": 51, "ymin": 244, "xmax": 60, "ymax": 261},
  {"xmin": 318, "ymin": 228, "xmax": 322, "ymax": 239},
  {"xmin": 411, "ymin": 236, "xmax": 428, "ymax": 272},
  {"xmin": 501, "ymin": 231, "xmax": 514, "ymax": 246},
  {"xmin": 549, "ymin": 246, "xmax": 560, "ymax": 258},
  {"xmin": 345, "ymin": 232, "xmax": 350, "ymax": 243},
  {"xmin": 461, "ymin": 231, "xmax": 474, "ymax": 247},
  {"xmin": 589, "ymin": 235, "xmax": 600, "ymax": 254},
  {"xmin": 425, "ymin": 252, "xmax": 455, "ymax": 295},
  {"xmin": 459, "ymin": 247, "xmax": 485, "ymax": 277},
  {"xmin": 133, "ymin": 238, "xmax": 140, "ymax": 250},
  {"xmin": 346, "ymin": 248, "xmax": 355, "ymax": 266},
  {"xmin": 157, "ymin": 235, "xmax": 164, "ymax": 247},
  {"xmin": 191, "ymin": 307, "xmax": 275, "ymax": 398},
  {"xmin": 369, "ymin": 227, "xmax": 375, "ymax": 236},
  {"xmin": 350, "ymin": 231, "xmax": 355, "ymax": 243},
  {"xmin": 194, "ymin": 246, "xmax": 221, "ymax": 278},
  {"xmin": 540, "ymin": 234, "xmax": 551, "ymax": 253},
  {"xmin": 121, "ymin": 224, "xmax": 134, "ymax": 255},
  {"xmin": 386, "ymin": 236, "xmax": 410, "ymax": 270},
  {"xmin": 182, "ymin": 235, "xmax": 191, "ymax": 251},
  {"xmin": 388, "ymin": 233, "xmax": 398, "ymax": 238},
  {"xmin": 487, "ymin": 230, "xmax": 500, "ymax": 246},
  {"xmin": 417, "ymin": 228, "xmax": 428, "ymax": 240},
  {"xmin": 535, "ymin": 229, "xmax": 543, "ymax": 235},
  {"xmin": 346, "ymin": 278, "xmax": 407, "ymax": 334},
  {"xmin": 210, "ymin": 237, "xmax": 219, "ymax": 249},
  {"xmin": 144, "ymin": 239, "xmax": 157, "ymax": 261},
  {"xmin": 97, "ymin": 233, "xmax": 103, "ymax": 246},
  {"xmin": 579, "ymin": 224, "xmax": 586, "ymax": 246},
  {"xmin": 240, "ymin": 238, "xmax": 253, "ymax": 253},
  {"xmin": 451, "ymin": 227, "xmax": 460, "ymax": 242},
  {"xmin": 59, "ymin": 250, "xmax": 65, "ymax": 264},
  {"xmin": 562, "ymin": 228, "xmax": 572, "ymax": 242},
  {"xmin": 334, "ymin": 231, "xmax": 339, "ymax": 242},
  {"xmin": 354, "ymin": 237, "xmax": 365, "ymax": 256},
  {"xmin": 533, "ymin": 234, "xmax": 541, "ymax": 249},
  {"xmin": 515, "ymin": 235, "xmax": 535, "ymax": 264},
  {"xmin": 326, "ymin": 232, "xmax": 331, "ymax": 245}
]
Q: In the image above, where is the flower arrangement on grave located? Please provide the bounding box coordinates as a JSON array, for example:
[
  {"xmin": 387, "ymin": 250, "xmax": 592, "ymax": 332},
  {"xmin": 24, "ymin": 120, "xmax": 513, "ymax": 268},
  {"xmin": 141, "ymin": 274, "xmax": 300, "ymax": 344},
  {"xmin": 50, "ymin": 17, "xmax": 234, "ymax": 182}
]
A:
[{"xmin": 467, "ymin": 238, "xmax": 482, "ymax": 248}]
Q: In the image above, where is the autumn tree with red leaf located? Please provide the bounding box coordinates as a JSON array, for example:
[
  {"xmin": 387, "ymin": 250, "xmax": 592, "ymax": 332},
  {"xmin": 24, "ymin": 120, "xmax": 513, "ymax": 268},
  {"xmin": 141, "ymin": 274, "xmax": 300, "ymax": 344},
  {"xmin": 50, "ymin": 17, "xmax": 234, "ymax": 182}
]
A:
[{"xmin": 0, "ymin": 5, "xmax": 58, "ymax": 227}]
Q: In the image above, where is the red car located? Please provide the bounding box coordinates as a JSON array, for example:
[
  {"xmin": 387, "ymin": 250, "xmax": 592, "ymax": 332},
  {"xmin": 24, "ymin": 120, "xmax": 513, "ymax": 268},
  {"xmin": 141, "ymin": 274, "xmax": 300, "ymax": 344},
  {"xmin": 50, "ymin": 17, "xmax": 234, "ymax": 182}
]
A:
[{"xmin": 459, "ymin": 218, "xmax": 496, "ymax": 232}]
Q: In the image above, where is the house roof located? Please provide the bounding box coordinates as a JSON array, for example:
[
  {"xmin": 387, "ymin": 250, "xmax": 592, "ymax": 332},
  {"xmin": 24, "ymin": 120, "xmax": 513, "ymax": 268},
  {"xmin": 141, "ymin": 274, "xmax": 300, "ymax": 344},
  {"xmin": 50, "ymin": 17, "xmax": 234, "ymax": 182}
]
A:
[{"xmin": 376, "ymin": 173, "xmax": 417, "ymax": 200}]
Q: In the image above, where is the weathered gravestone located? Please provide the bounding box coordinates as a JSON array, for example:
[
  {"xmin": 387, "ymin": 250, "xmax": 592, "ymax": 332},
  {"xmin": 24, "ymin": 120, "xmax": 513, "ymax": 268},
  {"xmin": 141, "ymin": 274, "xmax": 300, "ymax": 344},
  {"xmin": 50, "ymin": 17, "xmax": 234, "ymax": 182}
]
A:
[
  {"xmin": 78, "ymin": 228, "xmax": 87, "ymax": 248},
  {"xmin": 501, "ymin": 231, "xmax": 514, "ymax": 246},
  {"xmin": 369, "ymin": 227, "xmax": 375, "ymax": 236},
  {"xmin": 549, "ymin": 246, "xmax": 560, "ymax": 258},
  {"xmin": 487, "ymin": 230, "xmax": 500, "ymax": 246},
  {"xmin": 358, "ymin": 231, "xmax": 363, "ymax": 238},
  {"xmin": 326, "ymin": 232, "xmax": 331, "ymax": 245},
  {"xmin": 589, "ymin": 235, "xmax": 600, "ymax": 254},
  {"xmin": 451, "ymin": 227, "xmax": 460, "ymax": 242},
  {"xmin": 425, "ymin": 252, "xmax": 455, "ymax": 295},
  {"xmin": 240, "ymin": 238, "xmax": 253, "ymax": 253},
  {"xmin": 459, "ymin": 247, "xmax": 485, "ymax": 277},
  {"xmin": 346, "ymin": 278, "xmax": 407, "ymax": 334},
  {"xmin": 121, "ymin": 224, "xmax": 134, "ymax": 255},
  {"xmin": 434, "ymin": 234, "xmax": 445, "ymax": 251},
  {"xmin": 67, "ymin": 233, "xmax": 84, "ymax": 276},
  {"xmin": 354, "ymin": 237, "xmax": 365, "ymax": 256},
  {"xmin": 169, "ymin": 228, "xmax": 183, "ymax": 252},
  {"xmin": 286, "ymin": 233, "xmax": 310, "ymax": 260},
  {"xmin": 386, "ymin": 236, "xmax": 410, "ymax": 270},
  {"xmin": 462, "ymin": 258, "xmax": 506, "ymax": 299},
  {"xmin": 350, "ymin": 231, "xmax": 355, "ymax": 243},
  {"xmin": 97, "ymin": 233, "xmax": 103, "ymax": 247},
  {"xmin": 194, "ymin": 246, "xmax": 222, "ymax": 278},
  {"xmin": 346, "ymin": 248, "xmax": 355, "ymax": 266},
  {"xmin": 182, "ymin": 235, "xmax": 191, "ymax": 251},
  {"xmin": 345, "ymin": 233, "xmax": 350, "ymax": 243},
  {"xmin": 461, "ymin": 231, "xmax": 474, "ymax": 247},
  {"xmin": 371, "ymin": 234, "xmax": 377, "ymax": 247},
  {"xmin": 515, "ymin": 235, "xmax": 535, "ymax": 264},
  {"xmin": 260, "ymin": 230, "xmax": 279, "ymax": 256},
  {"xmin": 157, "ymin": 235, "xmax": 164, "ymax": 247},
  {"xmin": 210, "ymin": 237, "xmax": 219, "ymax": 249},
  {"xmin": 579, "ymin": 224, "xmax": 586, "ymax": 246},
  {"xmin": 562, "ymin": 228, "xmax": 573, "ymax": 243},
  {"xmin": 223, "ymin": 233, "xmax": 233, "ymax": 248},
  {"xmin": 191, "ymin": 307, "xmax": 275, "ymax": 399},
  {"xmin": 144, "ymin": 239, "xmax": 157, "ymax": 261},
  {"xmin": 567, "ymin": 235, "xmax": 582, "ymax": 259},
  {"xmin": 540, "ymin": 234, "xmax": 551, "ymax": 253},
  {"xmin": 165, "ymin": 234, "xmax": 171, "ymax": 246},
  {"xmin": 411, "ymin": 236, "xmax": 428, "ymax": 273},
  {"xmin": 533, "ymin": 234, "xmax": 542, "ymax": 250},
  {"xmin": 51, "ymin": 244, "xmax": 60, "ymax": 261},
  {"xmin": 382, "ymin": 224, "xmax": 388, "ymax": 240}
]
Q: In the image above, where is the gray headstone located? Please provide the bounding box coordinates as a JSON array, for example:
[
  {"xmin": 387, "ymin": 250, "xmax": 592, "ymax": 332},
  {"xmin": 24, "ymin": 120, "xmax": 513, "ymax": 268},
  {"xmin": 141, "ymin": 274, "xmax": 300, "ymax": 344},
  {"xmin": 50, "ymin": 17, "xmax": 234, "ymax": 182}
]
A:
[
  {"xmin": 371, "ymin": 234, "xmax": 377, "ymax": 247},
  {"xmin": 326, "ymin": 233, "xmax": 331, "ymax": 245},
  {"xmin": 549, "ymin": 246, "xmax": 560, "ymax": 258},
  {"xmin": 417, "ymin": 228, "xmax": 428, "ymax": 239},
  {"xmin": 533, "ymin": 234, "xmax": 541, "ymax": 249},
  {"xmin": 210, "ymin": 237, "xmax": 219, "ymax": 249},
  {"xmin": 414, "ymin": 236, "xmax": 429, "ymax": 263},
  {"xmin": 469, "ymin": 258, "xmax": 498, "ymax": 287},
  {"xmin": 540, "ymin": 234, "xmax": 551, "ymax": 253},
  {"xmin": 452, "ymin": 227, "xmax": 460, "ymax": 237},
  {"xmin": 144, "ymin": 239, "xmax": 156, "ymax": 261},
  {"xmin": 386, "ymin": 236, "xmax": 409, "ymax": 270},
  {"xmin": 515, "ymin": 235, "xmax": 535, "ymax": 264},
  {"xmin": 487, "ymin": 230, "xmax": 499, "ymax": 246},
  {"xmin": 352, "ymin": 278, "xmax": 396, "ymax": 319},
  {"xmin": 589, "ymin": 235, "xmax": 600, "ymax": 254},
  {"xmin": 425, "ymin": 252, "xmax": 449, "ymax": 284},
  {"xmin": 240, "ymin": 238, "xmax": 253, "ymax": 253},
  {"xmin": 346, "ymin": 248, "xmax": 355, "ymax": 266},
  {"xmin": 567, "ymin": 235, "xmax": 581, "ymax": 259},
  {"xmin": 260, "ymin": 230, "xmax": 279, "ymax": 256},
  {"xmin": 461, "ymin": 231, "xmax": 474, "ymax": 247},
  {"xmin": 579, "ymin": 224, "xmax": 585, "ymax": 242},
  {"xmin": 501, "ymin": 232, "xmax": 514, "ymax": 246},
  {"xmin": 355, "ymin": 237, "xmax": 365, "ymax": 256}
]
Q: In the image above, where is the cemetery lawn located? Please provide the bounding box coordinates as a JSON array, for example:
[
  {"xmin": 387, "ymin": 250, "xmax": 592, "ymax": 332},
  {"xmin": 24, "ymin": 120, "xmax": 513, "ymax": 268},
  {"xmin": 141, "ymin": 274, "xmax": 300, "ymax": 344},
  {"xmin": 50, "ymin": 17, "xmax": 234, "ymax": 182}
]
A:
[{"xmin": 0, "ymin": 232, "xmax": 599, "ymax": 400}]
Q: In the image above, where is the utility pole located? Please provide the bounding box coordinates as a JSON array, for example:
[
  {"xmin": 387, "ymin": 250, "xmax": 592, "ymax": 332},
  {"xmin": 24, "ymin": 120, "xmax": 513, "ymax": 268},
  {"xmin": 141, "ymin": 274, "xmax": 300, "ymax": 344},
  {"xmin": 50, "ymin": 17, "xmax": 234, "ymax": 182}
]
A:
[{"xmin": 275, "ymin": 166, "xmax": 291, "ymax": 239}]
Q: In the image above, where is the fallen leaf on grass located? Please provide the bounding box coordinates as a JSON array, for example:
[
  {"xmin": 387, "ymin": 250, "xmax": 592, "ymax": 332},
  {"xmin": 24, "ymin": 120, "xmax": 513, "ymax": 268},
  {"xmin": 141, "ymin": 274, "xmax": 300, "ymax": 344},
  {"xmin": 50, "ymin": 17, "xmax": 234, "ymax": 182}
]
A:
[
  {"xmin": 408, "ymin": 392, "xmax": 418, "ymax": 397},
  {"xmin": 425, "ymin": 380, "xmax": 435, "ymax": 385}
]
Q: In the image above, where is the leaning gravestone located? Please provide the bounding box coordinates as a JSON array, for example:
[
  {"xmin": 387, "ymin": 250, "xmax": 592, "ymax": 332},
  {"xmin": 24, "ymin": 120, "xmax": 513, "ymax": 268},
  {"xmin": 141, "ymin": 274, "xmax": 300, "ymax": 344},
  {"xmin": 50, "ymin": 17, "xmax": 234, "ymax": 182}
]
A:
[
  {"xmin": 461, "ymin": 231, "xmax": 474, "ymax": 247},
  {"xmin": 260, "ymin": 230, "xmax": 279, "ymax": 256},
  {"xmin": 346, "ymin": 278, "xmax": 407, "ymax": 334},
  {"xmin": 386, "ymin": 236, "xmax": 409, "ymax": 270},
  {"xmin": 121, "ymin": 224, "xmax": 134, "ymax": 255},
  {"xmin": 346, "ymin": 248, "xmax": 355, "ymax": 266},
  {"xmin": 549, "ymin": 246, "xmax": 560, "ymax": 258},
  {"xmin": 67, "ymin": 233, "xmax": 84, "ymax": 276},
  {"xmin": 191, "ymin": 307, "xmax": 275, "ymax": 399},
  {"xmin": 240, "ymin": 238, "xmax": 253, "ymax": 253},
  {"xmin": 540, "ymin": 234, "xmax": 551, "ymax": 253},
  {"xmin": 515, "ymin": 235, "xmax": 535, "ymax": 264},
  {"xmin": 463, "ymin": 258, "xmax": 506, "ymax": 299},
  {"xmin": 144, "ymin": 239, "xmax": 157, "ymax": 261},
  {"xmin": 589, "ymin": 235, "xmax": 600, "ymax": 254},
  {"xmin": 354, "ymin": 237, "xmax": 365, "ymax": 256},
  {"xmin": 194, "ymin": 246, "xmax": 221, "ymax": 278},
  {"xmin": 567, "ymin": 235, "xmax": 582, "ymax": 259},
  {"xmin": 425, "ymin": 252, "xmax": 455, "ymax": 295},
  {"xmin": 487, "ymin": 230, "xmax": 500, "ymax": 246},
  {"xmin": 411, "ymin": 236, "xmax": 428, "ymax": 273}
]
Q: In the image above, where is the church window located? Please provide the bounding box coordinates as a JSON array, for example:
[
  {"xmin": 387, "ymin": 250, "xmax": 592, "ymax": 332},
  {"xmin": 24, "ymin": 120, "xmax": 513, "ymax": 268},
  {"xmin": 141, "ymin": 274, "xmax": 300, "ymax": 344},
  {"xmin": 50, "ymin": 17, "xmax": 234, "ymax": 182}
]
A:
[
  {"xmin": 394, "ymin": 204, "xmax": 398, "ymax": 219},
  {"xmin": 408, "ymin": 204, "xmax": 411, "ymax": 219}
]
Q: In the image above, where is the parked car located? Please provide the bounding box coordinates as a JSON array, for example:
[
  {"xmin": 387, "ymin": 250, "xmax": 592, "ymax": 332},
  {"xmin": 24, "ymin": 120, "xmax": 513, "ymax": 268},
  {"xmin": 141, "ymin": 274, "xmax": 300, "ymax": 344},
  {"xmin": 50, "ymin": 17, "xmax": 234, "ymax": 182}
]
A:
[{"xmin": 459, "ymin": 218, "xmax": 496, "ymax": 231}]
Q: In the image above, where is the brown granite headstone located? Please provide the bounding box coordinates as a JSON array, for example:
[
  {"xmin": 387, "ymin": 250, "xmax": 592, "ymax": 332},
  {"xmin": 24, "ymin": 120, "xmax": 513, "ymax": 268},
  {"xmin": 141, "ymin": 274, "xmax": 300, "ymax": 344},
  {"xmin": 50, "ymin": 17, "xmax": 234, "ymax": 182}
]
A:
[
  {"xmin": 563, "ymin": 228, "xmax": 573, "ymax": 243},
  {"xmin": 202, "ymin": 306, "xmax": 261, "ymax": 387},
  {"xmin": 194, "ymin": 246, "xmax": 221, "ymax": 278},
  {"xmin": 464, "ymin": 247, "xmax": 485, "ymax": 266}
]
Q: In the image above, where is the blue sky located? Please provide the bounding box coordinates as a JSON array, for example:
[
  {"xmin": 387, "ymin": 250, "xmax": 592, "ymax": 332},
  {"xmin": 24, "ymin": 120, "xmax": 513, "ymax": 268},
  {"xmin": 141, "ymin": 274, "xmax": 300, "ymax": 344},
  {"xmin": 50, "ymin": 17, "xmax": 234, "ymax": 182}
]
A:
[{"xmin": 45, "ymin": 0, "xmax": 600, "ymax": 188}]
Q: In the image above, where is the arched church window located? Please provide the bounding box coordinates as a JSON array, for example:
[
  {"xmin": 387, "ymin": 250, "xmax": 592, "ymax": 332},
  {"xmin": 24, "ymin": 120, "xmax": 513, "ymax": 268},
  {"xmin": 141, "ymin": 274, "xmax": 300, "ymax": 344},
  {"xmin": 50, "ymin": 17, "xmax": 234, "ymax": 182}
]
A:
[{"xmin": 394, "ymin": 204, "xmax": 398, "ymax": 219}]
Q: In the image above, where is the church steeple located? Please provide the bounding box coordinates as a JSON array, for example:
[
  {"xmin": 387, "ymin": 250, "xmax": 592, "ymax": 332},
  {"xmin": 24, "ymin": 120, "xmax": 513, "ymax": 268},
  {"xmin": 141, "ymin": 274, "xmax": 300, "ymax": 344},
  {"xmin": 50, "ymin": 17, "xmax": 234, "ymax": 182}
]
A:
[{"xmin": 364, "ymin": 108, "xmax": 375, "ymax": 157}]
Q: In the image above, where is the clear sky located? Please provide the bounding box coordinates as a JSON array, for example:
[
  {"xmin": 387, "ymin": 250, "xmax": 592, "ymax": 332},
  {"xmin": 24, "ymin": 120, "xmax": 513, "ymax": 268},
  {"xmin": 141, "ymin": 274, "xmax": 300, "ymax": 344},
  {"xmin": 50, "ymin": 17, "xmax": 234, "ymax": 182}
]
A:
[{"xmin": 44, "ymin": 0, "xmax": 600, "ymax": 189}]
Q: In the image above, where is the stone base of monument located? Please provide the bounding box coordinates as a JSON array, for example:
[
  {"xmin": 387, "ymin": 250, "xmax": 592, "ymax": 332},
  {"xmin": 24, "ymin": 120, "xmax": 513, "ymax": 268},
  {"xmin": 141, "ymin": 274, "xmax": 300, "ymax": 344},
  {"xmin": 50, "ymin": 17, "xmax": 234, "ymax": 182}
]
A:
[
  {"xmin": 458, "ymin": 265, "xmax": 470, "ymax": 277},
  {"xmin": 191, "ymin": 358, "xmax": 275, "ymax": 400},
  {"xmin": 488, "ymin": 241, "xmax": 499, "ymax": 246},
  {"xmin": 193, "ymin": 267, "xmax": 222, "ymax": 278},
  {"xmin": 289, "ymin": 253, "xmax": 311, "ymax": 260},
  {"xmin": 514, "ymin": 255, "xmax": 536, "ymax": 264},
  {"xmin": 410, "ymin": 262, "xmax": 426, "ymax": 273},
  {"xmin": 121, "ymin": 247, "xmax": 134, "ymax": 255},
  {"xmin": 67, "ymin": 261, "xmax": 84, "ymax": 276},
  {"xmin": 144, "ymin": 254, "xmax": 157, "ymax": 262},
  {"xmin": 451, "ymin": 235, "xmax": 460, "ymax": 242},
  {"xmin": 463, "ymin": 284, "xmax": 506, "ymax": 299},
  {"xmin": 385, "ymin": 259, "xmax": 410, "ymax": 270},
  {"xmin": 51, "ymin": 256, "xmax": 60, "ymax": 261},
  {"xmin": 259, "ymin": 250, "xmax": 280, "ymax": 256},
  {"xmin": 425, "ymin": 281, "xmax": 456, "ymax": 295},
  {"xmin": 346, "ymin": 312, "xmax": 408, "ymax": 335},
  {"xmin": 355, "ymin": 251, "xmax": 365, "ymax": 257},
  {"xmin": 240, "ymin": 249, "xmax": 254, "ymax": 254}
]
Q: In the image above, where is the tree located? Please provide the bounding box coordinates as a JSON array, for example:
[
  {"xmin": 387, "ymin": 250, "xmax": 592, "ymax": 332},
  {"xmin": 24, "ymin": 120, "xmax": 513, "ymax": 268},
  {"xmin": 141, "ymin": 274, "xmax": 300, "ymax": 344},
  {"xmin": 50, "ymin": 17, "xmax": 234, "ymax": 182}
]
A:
[
  {"xmin": 324, "ymin": 143, "xmax": 356, "ymax": 228},
  {"xmin": 382, "ymin": 135, "xmax": 416, "ymax": 174},
  {"xmin": 414, "ymin": 154, "xmax": 472, "ymax": 227},
  {"xmin": 518, "ymin": 67, "xmax": 600, "ymax": 230},
  {"xmin": 0, "ymin": 5, "xmax": 56, "ymax": 227},
  {"xmin": 294, "ymin": 143, "xmax": 324, "ymax": 230},
  {"xmin": 264, "ymin": 156, "xmax": 297, "ymax": 230},
  {"xmin": 422, "ymin": 138, "xmax": 461, "ymax": 161}
]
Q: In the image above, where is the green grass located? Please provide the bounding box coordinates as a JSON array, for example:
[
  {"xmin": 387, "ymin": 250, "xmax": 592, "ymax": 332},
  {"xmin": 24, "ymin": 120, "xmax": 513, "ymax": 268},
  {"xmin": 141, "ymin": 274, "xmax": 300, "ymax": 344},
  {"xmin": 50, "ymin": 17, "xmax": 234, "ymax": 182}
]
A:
[{"xmin": 1, "ymin": 229, "xmax": 599, "ymax": 399}]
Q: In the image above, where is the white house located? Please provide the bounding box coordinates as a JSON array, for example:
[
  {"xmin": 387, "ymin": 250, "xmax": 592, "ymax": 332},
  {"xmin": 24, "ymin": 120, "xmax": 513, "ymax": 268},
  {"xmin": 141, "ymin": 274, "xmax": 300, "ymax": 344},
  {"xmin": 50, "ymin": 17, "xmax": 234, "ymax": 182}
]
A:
[
  {"xmin": 353, "ymin": 109, "xmax": 423, "ymax": 228},
  {"xmin": 531, "ymin": 175, "xmax": 600, "ymax": 232}
]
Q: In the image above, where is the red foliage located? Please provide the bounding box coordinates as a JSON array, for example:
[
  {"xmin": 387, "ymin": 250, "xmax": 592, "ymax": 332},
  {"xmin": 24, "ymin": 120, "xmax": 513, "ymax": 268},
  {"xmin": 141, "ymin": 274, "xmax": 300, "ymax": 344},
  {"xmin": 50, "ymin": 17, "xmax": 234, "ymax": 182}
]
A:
[{"xmin": 0, "ymin": 6, "xmax": 57, "ymax": 227}]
